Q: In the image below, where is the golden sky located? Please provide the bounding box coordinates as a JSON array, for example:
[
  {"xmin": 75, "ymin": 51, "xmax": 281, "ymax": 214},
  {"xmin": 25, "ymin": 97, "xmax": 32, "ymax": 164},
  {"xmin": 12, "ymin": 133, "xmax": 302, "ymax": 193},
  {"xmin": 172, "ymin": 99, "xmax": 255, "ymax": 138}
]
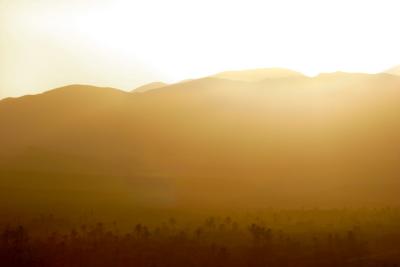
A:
[{"xmin": 1, "ymin": 0, "xmax": 400, "ymax": 98}]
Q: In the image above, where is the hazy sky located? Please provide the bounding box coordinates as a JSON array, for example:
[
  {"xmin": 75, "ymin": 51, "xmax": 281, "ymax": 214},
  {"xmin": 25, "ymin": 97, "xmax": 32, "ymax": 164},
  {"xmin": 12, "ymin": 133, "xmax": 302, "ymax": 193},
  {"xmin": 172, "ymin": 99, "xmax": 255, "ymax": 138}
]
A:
[{"xmin": 1, "ymin": 0, "xmax": 400, "ymax": 98}]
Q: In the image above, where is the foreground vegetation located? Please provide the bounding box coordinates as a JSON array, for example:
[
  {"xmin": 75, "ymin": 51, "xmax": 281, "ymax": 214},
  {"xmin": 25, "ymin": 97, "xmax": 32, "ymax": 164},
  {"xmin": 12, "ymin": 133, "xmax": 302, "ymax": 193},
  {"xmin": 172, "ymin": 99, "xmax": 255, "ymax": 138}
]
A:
[{"xmin": 1, "ymin": 209, "xmax": 400, "ymax": 267}]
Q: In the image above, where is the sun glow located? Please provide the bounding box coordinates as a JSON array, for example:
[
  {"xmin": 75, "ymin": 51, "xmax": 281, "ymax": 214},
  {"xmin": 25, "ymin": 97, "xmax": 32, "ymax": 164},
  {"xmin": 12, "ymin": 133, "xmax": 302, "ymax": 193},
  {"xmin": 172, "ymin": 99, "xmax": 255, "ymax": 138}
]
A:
[{"xmin": 1, "ymin": 0, "xmax": 400, "ymax": 98}]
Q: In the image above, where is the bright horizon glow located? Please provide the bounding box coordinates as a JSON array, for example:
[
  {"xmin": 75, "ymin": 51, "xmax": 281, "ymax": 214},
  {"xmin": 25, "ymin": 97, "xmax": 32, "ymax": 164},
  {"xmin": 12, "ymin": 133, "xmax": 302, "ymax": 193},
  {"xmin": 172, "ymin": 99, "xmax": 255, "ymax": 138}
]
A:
[{"xmin": 1, "ymin": 0, "xmax": 400, "ymax": 98}]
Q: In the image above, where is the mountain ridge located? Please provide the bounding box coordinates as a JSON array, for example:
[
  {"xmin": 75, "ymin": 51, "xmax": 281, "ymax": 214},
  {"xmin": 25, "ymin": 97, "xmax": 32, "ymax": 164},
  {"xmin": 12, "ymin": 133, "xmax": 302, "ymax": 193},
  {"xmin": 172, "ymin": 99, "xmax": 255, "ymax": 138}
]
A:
[{"xmin": 3, "ymin": 69, "xmax": 400, "ymax": 102}]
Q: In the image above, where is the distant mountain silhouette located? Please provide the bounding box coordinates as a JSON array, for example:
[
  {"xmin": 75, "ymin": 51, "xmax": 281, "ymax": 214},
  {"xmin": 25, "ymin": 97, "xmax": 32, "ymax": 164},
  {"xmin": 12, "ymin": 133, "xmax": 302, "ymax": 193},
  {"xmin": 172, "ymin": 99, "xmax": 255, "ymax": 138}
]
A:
[
  {"xmin": 1, "ymin": 70, "xmax": 400, "ymax": 214},
  {"xmin": 132, "ymin": 82, "xmax": 168, "ymax": 93},
  {"xmin": 213, "ymin": 68, "xmax": 305, "ymax": 81}
]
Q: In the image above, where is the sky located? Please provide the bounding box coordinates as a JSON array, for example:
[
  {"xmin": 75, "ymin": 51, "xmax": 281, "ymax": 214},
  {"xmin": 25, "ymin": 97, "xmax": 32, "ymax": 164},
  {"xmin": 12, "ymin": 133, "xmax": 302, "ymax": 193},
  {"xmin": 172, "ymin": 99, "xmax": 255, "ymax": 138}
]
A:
[{"xmin": 1, "ymin": 0, "xmax": 400, "ymax": 98}]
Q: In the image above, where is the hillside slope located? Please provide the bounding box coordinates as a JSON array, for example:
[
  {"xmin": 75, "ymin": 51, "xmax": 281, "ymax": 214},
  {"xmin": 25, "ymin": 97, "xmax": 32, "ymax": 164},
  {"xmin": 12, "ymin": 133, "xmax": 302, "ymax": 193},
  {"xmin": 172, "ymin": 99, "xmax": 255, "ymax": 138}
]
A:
[{"xmin": 1, "ymin": 72, "xmax": 400, "ymax": 213}]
